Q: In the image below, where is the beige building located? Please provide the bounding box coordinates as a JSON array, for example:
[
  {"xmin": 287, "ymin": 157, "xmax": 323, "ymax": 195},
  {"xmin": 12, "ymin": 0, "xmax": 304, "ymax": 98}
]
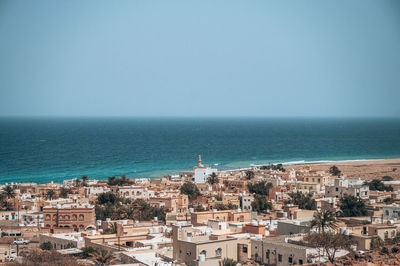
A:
[
  {"xmin": 172, "ymin": 223, "xmax": 251, "ymax": 266},
  {"xmin": 149, "ymin": 194, "xmax": 188, "ymax": 213},
  {"xmin": 113, "ymin": 186, "xmax": 155, "ymax": 200},
  {"xmin": 191, "ymin": 210, "xmax": 252, "ymax": 226},
  {"xmin": 325, "ymin": 177, "xmax": 369, "ymax": 199},
  {"xmin": 43, "ymin": 203, "xmax": 96, "ymax": 232},
  {"xmin": 39, "ymin": 232, "xmax": 85, "ymax": 249},
  {"xmin": 241, "ymin": 194, "xmax": 254, "ymax": 211},
  {"xmin": 251, "ymin": 236, "xmax": 314, "ymax": 265},
  {"xmin": 295, "ymin": 182, "xmax": 321, "ymax": 195}
]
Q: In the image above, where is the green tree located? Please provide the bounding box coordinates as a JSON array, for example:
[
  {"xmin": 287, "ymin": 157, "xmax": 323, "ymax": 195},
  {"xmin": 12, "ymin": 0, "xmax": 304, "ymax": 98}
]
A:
[
  {"xmin": 329, "ymin": 165, "xmax": 341, "ymax": 176},
  {"xmin": 260, "ymin": 164, "xmax": 286, "ymax": 172},
  {"xmin": 364, "ymin": 179, "xmax": 393, "ymax": 192},
  {"xmin": 107, "ymin": 174, "xmax": 133, "ymax": 186},
  {"xmin": 339, "ymin": 195, "xmax": 367, "ymax": 217},
  {"xmin": 97, "ymin": 192, "xmax": 120, "ymax": 205},
  {"xmin": 382, "ymin": 176, "xmax": 393, "ymax": 181},
  {"xmin": 247, "ymin": 181, "xmax": 273, "ymax": 196},
  {"xmin": 180, "ymin": 182, "xmax": 201, "ymax": 201},
  {"xmin": 245, "ymin": 170, "xmax": 255, "ymax": 180},
  {"xmin": 207, "ymin": 172, "xmax": 219, "ymax": 185},
  {"xmin": 384, "ymin": 197, "xmax": 395, "ymax": 204},
  {"xmin": 304, "ymin": 232, "xmax": 353, "ymax": 263},
  {"xmin": 251, "ymin": 195, "xmax": 273, "ymax": 213},
  {"xmin": 81, "ymin": 175, "xmax": 89, "ymax": 186},
  {"xmin": 3, "ymin": 185, "xmax": 15, "ymax": 200},
  {"xmin": 219, "ymin": 258, "xmax": 238, "ymax": 266},
  {"xmin": 46, "ymin": 189, "xmax": 56, "ymax": 200},
  {"xmin": 80, "ymin": 247, "xmax": 96, "ymax": 259},
  {"xmin": 310, "ymin": 210, "xmax": 337, "ymax": 232},
  {"xmin": 59, "ymin": 187, "xmax": 71, "ymax": 198},
  {"xmin": 93, "ymin": 249, "xmax": 115, "ymax": 266},
  {"xmin": 40, "ymin": 241, "xmax": 52, "ymax": 250},
  {"xmin": 287, "ymin": 191, "xmax": 316, "ymax": 210}
]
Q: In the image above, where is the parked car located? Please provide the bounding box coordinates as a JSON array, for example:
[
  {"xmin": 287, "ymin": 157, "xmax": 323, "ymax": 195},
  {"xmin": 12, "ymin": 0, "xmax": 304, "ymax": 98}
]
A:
[{"xmin": 13, "ymin": 238, "xmax": 30, "ymax": 245}]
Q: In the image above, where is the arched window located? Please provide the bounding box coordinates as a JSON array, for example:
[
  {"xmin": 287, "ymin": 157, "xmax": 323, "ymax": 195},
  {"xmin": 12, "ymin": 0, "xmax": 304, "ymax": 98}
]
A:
[
  {"xmin": 46, "ymin": 224, "xmax": 51, "ymax": 228},
  {"xmin": 200, "ymin": 250, "xmax": 206, "ymax": 257},
  {"xmin": 72, "ymin": 215, "xmax": 77, "ymax": 220},
  {"xmin": 65, "ymin": 215, "xmax": 70, "ymax": 220},
  {"xmin": 79, "ymin": 225, "xmax": 84, "ymax": 229},
  {"xmin": 45, "ymin": 214, "xmax": 51, "ymax": 220},
  {"xmin": 53, "ymin": 214, "xmax": 57, "ymax": 220},
  {"xmin": 79, "ymin": 214, "xmax": 84, "ymax": 220},
  {"xmin": 216, "ymin": 248, "xmax": 222, "ymax": 257}
]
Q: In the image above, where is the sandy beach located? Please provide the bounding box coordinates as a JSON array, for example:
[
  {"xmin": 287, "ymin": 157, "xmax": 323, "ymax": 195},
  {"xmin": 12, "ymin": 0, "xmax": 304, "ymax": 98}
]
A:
[{"xmin": 289, "ymin": 158, "xmax": 400, "ymax": 180}]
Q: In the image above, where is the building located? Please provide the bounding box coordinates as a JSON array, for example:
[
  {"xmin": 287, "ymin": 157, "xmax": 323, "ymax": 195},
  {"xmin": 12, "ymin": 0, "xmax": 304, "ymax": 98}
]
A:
[
  {"xmin": 382, "ymin": 205, "xmax": 400, "ymax": 220},
  {"xmin": 172, "ymin": 223, "xmax": 251, "ymax": 266},
  {"xmin": 149, "ymin": 194, "xmax": 189, "ymax": 213},
  {"xmin": 241, "ymin": 194, "xmax": 254, "ymax": 211},
  {"xmin": 295, "ymin": 182, "xmax": 321, "ymax": 195},
  {"xmin": 113, "ymin": 186, "xmax": 155, "ymax": 200},
  {"xmin": 191, "ymin": 210, "xmax": 252, "ymax": 226},
  {"xmin": 325, "ymin": 177, "xmax": 369, "ymax": 199},
  {"xmin": 194, "ymin": 155, "xmax": 217, "ymax": 184},
  {"xmin": 43, "ymin": 203, "xmax": 96, "ymax": 232},
  {"xmin": 39, "ymin": 232, "xmax": 85, "ymax": 249},
  {"xmin": 277, "ymin": 220, "xmax": 311, "ymax": 236},
  {"xmin": 251, "ymin": 236, "xmax": 316, "ymax": 265}
]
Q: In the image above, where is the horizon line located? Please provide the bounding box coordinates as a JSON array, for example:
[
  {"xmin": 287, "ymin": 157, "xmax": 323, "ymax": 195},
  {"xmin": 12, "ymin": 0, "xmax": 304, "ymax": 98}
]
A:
[{"xmin": 0, "ymin": 115, "xmax": 399, "ymax": 119}]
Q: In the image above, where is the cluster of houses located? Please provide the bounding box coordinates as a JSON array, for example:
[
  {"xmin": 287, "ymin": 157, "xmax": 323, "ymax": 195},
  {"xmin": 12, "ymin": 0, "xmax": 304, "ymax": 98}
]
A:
[{"xmin": 1, "ymin": 156, "xmax": 400, "ymax": 265}]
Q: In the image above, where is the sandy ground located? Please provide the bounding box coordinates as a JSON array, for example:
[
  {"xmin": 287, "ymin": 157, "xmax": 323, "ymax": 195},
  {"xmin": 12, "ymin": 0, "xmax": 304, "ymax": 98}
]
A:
[{"xmin": 288, "ymin": 158, "xmax": 400, "ymax": 180}]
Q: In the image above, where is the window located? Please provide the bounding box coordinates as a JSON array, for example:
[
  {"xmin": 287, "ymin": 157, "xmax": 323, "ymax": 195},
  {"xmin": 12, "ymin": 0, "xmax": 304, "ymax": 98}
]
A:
[
  {"xmin": 45, "ymin": 214, "xmax": 51, "ymax": 220},
  {"xmin": 200, "ymin": 250, "xmax": 206, "ymax": 256},
  {"xmin": 385, "ymin": 231, "xmax": 389, "ymax": 239},
  {"xmin": 299, "ymin": 259, "xmax": 303, "ymax": 265},
  {"xmin": 278, "ymin": 254, "xmax": 282, "ymax": 262},
  {"xmin": 186, "ymin": 251, "xmax": 191, "ymax": 256},
  {"xmin": 392, "ymin": 231, "xmax": 395, "ymax": 237},
  {"xmin": 242, "ymin": 246, "xmax": 247, "ymax": 253},
  {"xmin": 216, "ymin": 248, "xmax": 222, "ymax": 257},
  {"xmin": 289, "ymin": 256, "xmax": 293, "ymax": 263},
  {"xmin": 336, "ymin": 188, "xmax": 339, "ymax": 192},
  {"xmin": 266, "ymin": 250, "xmax": 269, "ymax": 259},
  {"xmin": 79, "ymin": 214, "xmax": 84, "ymax": 220},
  {"xmin": 72, "ymin": 215, "xmax": 77, "ymax": 220}
]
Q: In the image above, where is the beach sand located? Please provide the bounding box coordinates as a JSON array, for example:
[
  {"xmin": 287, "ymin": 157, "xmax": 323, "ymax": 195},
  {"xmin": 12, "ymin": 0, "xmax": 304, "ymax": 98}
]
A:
[{"xmin": 288, "ymin": 158, "xmax": 400, "ymax": 180}]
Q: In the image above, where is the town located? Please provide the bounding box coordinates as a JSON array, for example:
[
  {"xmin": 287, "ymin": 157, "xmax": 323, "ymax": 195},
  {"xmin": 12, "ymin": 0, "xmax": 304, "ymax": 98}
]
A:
[{"xmin": 1, "ymin": 156, "xmax": 400, "ymax": 266}]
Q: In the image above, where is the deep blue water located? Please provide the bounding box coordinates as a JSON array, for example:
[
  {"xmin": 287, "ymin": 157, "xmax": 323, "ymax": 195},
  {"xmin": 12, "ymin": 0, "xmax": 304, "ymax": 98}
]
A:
[{"xmin": 1, "ymin": 117, "xmax": 400, "ymax": 184}]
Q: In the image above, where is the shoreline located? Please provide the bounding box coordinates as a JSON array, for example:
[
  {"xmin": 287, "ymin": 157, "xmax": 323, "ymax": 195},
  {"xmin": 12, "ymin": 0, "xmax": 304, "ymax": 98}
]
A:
[{"xmin": 2, "ymin": 157, "xmax": 400, "ymax": 185}]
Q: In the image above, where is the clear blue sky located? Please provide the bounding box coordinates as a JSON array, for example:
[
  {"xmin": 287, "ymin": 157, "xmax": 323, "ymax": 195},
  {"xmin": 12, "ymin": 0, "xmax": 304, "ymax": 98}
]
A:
[{"xmin": 0, "ymin": 0, "xmax": 399, "ymax": 117}]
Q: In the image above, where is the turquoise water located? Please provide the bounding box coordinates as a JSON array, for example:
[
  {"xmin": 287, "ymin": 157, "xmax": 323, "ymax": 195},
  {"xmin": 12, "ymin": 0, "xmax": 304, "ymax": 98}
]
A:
[{"xmin": 1, "ymin": 117, "xmax": 400, "ymax": 184}]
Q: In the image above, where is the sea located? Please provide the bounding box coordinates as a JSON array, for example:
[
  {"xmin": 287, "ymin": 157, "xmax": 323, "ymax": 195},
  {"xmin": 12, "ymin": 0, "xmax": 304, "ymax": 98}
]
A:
[{"xmin": 1, "ymin": 117, "xmax": 400, "ymax": 184}]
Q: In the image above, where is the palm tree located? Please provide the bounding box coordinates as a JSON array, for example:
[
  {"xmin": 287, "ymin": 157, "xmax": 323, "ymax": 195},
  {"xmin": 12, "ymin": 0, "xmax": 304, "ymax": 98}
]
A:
[
  {"xmin": 245, "ymin": 170, "xmax": 255, "ymax": 180},
  {"xmin": 219, "ymin": 258, "xmax": 238, "ymax": 266},
  {"xmin": 310, "ymin": 210, "xmax": 337, "ymax": 233},
  {"xmin": 207, "ymin": 172, "xmax": 219, "ymax": 185},
  {"xmin": 46, "ymin": 189, "xmax": 56, "ymax": 200},
  {"xmin": 81, "ymin": 176, "xmax": 89, "ymax": 186},
  {"xmin": 3, "ymin": 185, "xmax": 15, "ymax": 200},
  {"xmin": 74, "ymin": 178, "xmax": 82, "ymax": 187},
  {"xmin": 0, "ymin": 193, "xmax": 12, "ymax": 211},
  {"xmin": 3, "ymin": 185, "xmax": 16, "ymax": 211},
  {"xmin": 93, "ymin": 249, "xmax": 114, "ymax": 266}
]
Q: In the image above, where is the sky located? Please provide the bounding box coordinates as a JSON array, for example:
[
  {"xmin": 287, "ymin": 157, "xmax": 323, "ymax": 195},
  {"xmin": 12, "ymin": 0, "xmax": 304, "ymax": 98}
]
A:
[{"xmin": 0, "ymin": 0, "xmax": 399, "ymax": 117}]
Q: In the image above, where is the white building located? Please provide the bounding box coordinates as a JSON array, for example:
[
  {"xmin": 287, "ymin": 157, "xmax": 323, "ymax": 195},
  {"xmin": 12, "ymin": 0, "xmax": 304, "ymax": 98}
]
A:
[
  {"xmin": 193, "ymin": 155, "xmax": 217, "ymax": 184},
  {"xmin": 325, "ymin": 177, "xmax": 369, "ymax": 199}
]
